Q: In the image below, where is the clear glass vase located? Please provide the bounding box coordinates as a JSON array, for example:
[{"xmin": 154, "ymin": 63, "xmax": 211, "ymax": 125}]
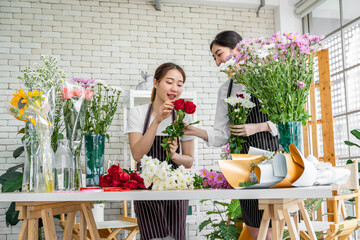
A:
[
  {"xmin": 85, "ymin": 134, "xmax": 105, "ymax": 186},
  {"xmin": 277, "ymin": 121, "xmax": 303, "ymax": 153},
  {"xmin": 53, "ymin": 139, "xmax": 74, "ymax": 191},
  {"xmin": 22, "ymin": 121, "xmax": 38, "ymax": 192},
  {"xmin": 34, "ymin": 122, "xmax": 54, "ymax": 193}
]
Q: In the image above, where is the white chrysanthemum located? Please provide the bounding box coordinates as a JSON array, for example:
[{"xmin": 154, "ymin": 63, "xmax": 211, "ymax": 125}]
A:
[
  {"xmin": 218, "ymin": 58, "xmax": 236, "ymax": 71},
  {"xmin": 141, "ymin": 155, "xmax": 152, "ymax": 167},
  {"xmin": 144, "ymin": 178, "xmax": 152, "ymax": 188},
  {"xmin": 156, "ymin": 168, "xmax": 168, "ymax": 180},
  {"xmin": 165, "ymin": 176, "xmax": 176, "ymax": 189}
]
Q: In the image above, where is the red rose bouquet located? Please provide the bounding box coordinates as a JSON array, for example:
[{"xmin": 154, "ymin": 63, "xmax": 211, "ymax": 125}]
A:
[
  {"xmin": 161, "ymin": 99, "xmax": 199, "ymax": 162},
  {"xmin": 99, "ymin": 164, "xmax": 146, "ymax": 190}
]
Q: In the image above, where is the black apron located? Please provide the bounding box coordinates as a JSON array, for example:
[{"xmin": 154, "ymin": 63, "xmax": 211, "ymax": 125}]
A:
[
  {"xmin": 134, "ymin": 103, "xmax": 189, "ymax": 240},
  {"xmin": 228, "ymin": 79, "xmax": 279, "ymax": 227}
]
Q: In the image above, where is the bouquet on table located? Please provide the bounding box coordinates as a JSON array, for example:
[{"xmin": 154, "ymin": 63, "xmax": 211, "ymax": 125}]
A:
[
  {"xmin": 140, "ymin": 155, "xmax": 195, "ymax": 190},
  {"xmin": 161, "ymin": 99, "xmax": 199, "ymax": 162},
  {"xmin": 10, "ymin": 89, "xmax": 55, "ymax": 192},
  {"xmin": 221, "ymin": 32, "xmax": 324, "ymax": 152},
  {"xmin": 198, "ymin": 169, "xmax": 232, "ymax": 189},
  {"xmin": 99, "ymin": 164, "xmax": 146, "ymax": 190},
  {"xmin": 225, "ymin": 92, "xmax": 255, "ymax": 153},
  {"xmin": 84, "ymin": 80, "xmax": 122, "ymax": 186},
  {"xmin": 61, "ymin": 78, "xmax": 94, "ymax": 189}
]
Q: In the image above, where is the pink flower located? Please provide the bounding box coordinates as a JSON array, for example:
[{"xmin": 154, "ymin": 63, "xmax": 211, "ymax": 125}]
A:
[
  {"xmin": 72, "ymin": 88, "xmax": 83, "ymax": 97},
  {"xmin": 199, "ymin": 169, "xmax": 209, "ymax": 178},
  {"xmin": 61, "ymin": 88, "xmax": 74, "ymax": 100},
  {"xmin": 297, "ymin": 80, "xmax": 305, "ymax": 89},
  {"xmin": 84, "ymin": 89, "xmax": 94, "ymax": 100}
]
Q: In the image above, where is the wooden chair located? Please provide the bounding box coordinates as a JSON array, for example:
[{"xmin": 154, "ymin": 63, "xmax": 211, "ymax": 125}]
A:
[
  {"xmin": 59, "ymin": 200, "xmax": 139, "ymax": 240},
  {"xmin": 297, "ymin": 161, "xmax": 360, "ymax": 240}
]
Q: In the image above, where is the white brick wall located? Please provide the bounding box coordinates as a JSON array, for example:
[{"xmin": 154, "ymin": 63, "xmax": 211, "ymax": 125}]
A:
[{"xmin": 0, "ymin": 0, "xmax": 275, "ymax": 239}]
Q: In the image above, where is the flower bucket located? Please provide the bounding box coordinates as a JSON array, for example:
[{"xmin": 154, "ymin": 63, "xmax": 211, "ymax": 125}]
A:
[
  {"xmin": 277, "ymin": 121, "xmax": 303, "ymax": 153},
  {"xmin": 85, "ymin": 134, "xmax": 105, "ymax": 186},
  {"xmin": 92, "ymin": 203, "xmax": 105, "ymax": 222}
]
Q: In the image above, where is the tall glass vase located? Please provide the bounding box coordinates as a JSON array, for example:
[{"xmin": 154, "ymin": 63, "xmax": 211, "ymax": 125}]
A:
[
  {"xmin": 22, "ymin": 121, "xmax": 38, "ymax": 192},
  {"xmin": 85, "ymin": 134, "xmax": 105, "ymax": 186},
  {"xmin": 34, "ymin": 122, "xmax": 54, "ymax": 193},
  {"xmin": 277, "ymin": 121, "xmax": 303, "ymax": 153}
]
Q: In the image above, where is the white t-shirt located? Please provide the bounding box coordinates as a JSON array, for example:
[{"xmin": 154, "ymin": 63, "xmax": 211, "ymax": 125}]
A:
[{"xmin": 125, "ymin": 104, "xmax": 195, "ymax": 142}]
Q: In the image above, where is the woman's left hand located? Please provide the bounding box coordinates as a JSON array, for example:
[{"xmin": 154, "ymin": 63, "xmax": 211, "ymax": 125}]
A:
[
  {"xmin": 167, "ymin": 137, "xmax": 178, "ymax": 159},
  {"xmin": 230, "ymin": 123, "xmax": 259, "ymax": 137}
]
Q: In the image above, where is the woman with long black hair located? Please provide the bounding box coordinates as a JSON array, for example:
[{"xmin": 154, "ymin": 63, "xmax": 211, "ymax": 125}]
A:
[{"xmin": 184, "ymin": 31, "xmax": 279, "ymax": 239}]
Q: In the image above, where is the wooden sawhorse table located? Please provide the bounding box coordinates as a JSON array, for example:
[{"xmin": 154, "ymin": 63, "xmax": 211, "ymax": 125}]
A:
[
  {"xmin": 16, "ymin": 201, "xmax": 100, "ymax": 240},
  {"xmin": 257, "ymin": 199, "xmax": 316, "ymax": 240}
]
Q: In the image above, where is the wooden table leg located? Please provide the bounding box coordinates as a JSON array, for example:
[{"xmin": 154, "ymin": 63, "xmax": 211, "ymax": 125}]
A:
[
  {"xmin": 298, "ymin": 201, "xmax": 317, "ymax": 240},
  {"xmin": 283, "ymin": 208, "xmax": 300, "ymax": 240},
  {"xmin": 80, "ymin": 209, "xmax": 87, "ymax": 240},
  {"xmin": 18, "ymin": 219, "xmax": 28, "ymax": 240},
  {"xmin": 41, "ymin": 208, "xmax": 57, "ymax": 240},
  {"xmin": 63, "ymin": 212, "xmax": 76, "ymax": 240},
  {"xmin": 257, "ymin": 205, "xmax": 271, "ymax": 240},
  {"xmin": 81, "ymin": 202, "xmax": 100, "ymax": 240},
  {"xmin": 28, "ymin": 219, "xmax": 38, "ymax": 240}
]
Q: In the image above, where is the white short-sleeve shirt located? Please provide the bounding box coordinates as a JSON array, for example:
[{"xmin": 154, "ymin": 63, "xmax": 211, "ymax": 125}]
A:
[{"xmin": 125, "ymin": 104, "xmax": 195, "ymax": 142}]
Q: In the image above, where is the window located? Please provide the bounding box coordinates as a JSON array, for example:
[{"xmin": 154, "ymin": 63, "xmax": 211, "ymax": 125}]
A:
[{"xmin": 304, "ymin": 0, "xmax": 360, "ymax": 164}]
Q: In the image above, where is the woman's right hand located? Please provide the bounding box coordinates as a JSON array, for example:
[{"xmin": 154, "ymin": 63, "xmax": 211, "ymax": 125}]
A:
[{"xmin": 154, "ymin": 100, "xmax": 174, "ymax": 123}]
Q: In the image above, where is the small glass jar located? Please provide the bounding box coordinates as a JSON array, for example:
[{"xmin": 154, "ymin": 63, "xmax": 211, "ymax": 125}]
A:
[{"xmin": 53, "ymin": 139, "xmax": 74, "ymax": 191}]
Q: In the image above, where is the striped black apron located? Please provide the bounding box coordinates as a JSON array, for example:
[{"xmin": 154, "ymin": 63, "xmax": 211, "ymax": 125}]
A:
[
  {"xmin": 228, "ymin": 79, "xmax": 279, "ymax": 227},
  {"xmin": 134, "ymin": 103, "xmax": 189, "ymax": 240}
]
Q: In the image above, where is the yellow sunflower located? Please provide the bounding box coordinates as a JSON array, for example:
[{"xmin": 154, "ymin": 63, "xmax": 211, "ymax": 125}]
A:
[
  {"xmin": 11, "ymin": 89, "xmax": 28, "ymax": 110},
  {"xmin": 28, "ymin": 89, "xmax": 43, "ymax": 98}
]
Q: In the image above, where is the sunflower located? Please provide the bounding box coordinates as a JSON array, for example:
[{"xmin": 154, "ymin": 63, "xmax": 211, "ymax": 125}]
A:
[
  {"xmin": 28, "ymin": 89, "xmax": 43, "ymax": 98},
  {"xmin": 11, "ymin": 89, "xmax": 29, "ymax": 110}
]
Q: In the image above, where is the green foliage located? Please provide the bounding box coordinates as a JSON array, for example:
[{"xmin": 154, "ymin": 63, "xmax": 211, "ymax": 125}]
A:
[
  {"xmin": 84, "ymin": 82, "xmax": 121, "ymax": 137},
  {"xmin": 193, "ymin": 174, "xmax": 204, "ymax": 189},
  {"xmin": 344, "ymin": 129, "xmax": 360, "ymax": 149},
  {"xmin": 199, "ymin": 199, "xmax": 242, "ymax": 240},
  {"xmin": 6, "ymin": 202, "xmax": 20, "ymax": 227}
]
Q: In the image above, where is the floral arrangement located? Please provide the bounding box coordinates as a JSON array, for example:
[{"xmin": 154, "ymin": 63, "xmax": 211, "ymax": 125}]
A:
[
  {"xmin": 225, "ymin": 92, "xmax": 255, "ymax": 153},
  {"xmin": 161, "ymin": 99, "xmax": 199, "ymax": 162},
  {"xmin": 61, "ymin": 78, "xmax": 94, "ymax": 189},
  {"xmin": 140, "ymin": 155, "xmax": 195, "ymax": 190},
  {"xmin": 199, "ymin": 169, "xmax": 232, "ymax": 189},
  {"xmin": 99, "ymin": 164, "xmax": 146, "ymax": 190},
  {"xmin": 84, "ymin": 80, "xmax": 122, "ymax": 140},
  {"xmin": 17, "ymin": 55, "xmax": 66, "ymax": 151},
  {"xmin": 221, "ymin": 32, "xmax": 324, "ymax": 124},
  {"xmin": 220, "ymin": 143, "xmax": 231, "ymax": 160}
]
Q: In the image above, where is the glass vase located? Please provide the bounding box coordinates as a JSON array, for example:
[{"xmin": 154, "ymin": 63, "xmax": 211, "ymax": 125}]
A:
[
  {"xmin": 277, "ymin": 121, "xmax": 303, "ymax": 153},
  {"xmin": 22, "ymin": 121, "xmax": 38, "ymax": 192},
  {"xmin": 53, "ymin": 139, "xmax": 74, "ymax": 191},
  {"xmin": 34, "ymin": 122, "xmax": 54, "ymax": 193},
  {"xmin": 85, "ymin": 134, "xmax": 105, "ymax": 186}
]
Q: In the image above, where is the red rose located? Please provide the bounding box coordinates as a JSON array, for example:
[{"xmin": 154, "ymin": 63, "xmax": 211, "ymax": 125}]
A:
[
  {"xmin": 124, "ymin": 180, "xmax": 138, "ymax": 190},
  {"xmin": 108, "ymin": 164, "xmax": 122, "ymax": 175},
  {"xmin": 174, "ymin": 99, "xmax": 185, "ymax": 110},
  {"xmin": 137, "ymin": 182, "xmax": 147, "ymax": 189},
  {"xmin": 99, "ymin": 175, "xmax": 112, "ymax": 187},
  {"xmin": 184, "ymin": 101, "xmax": 196, "ymax": 114},
  {"xmin": 130, "ymin": 172, "xmax": 144, "ymax": 183},
  {"xmin": 112, "ymin": 179, "xmax": 124, "ymax": 187},
  {"xmin": 119, "ymin": 171, "xmax": 129, "ymax": 183}
]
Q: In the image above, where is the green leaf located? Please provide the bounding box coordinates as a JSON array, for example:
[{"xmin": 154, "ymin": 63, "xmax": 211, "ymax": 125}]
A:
[
  {"xmin": 199, "ymin": 218, "xmax": 212, "ymax": 232},
  {"xmin": 206, "ymin": 210, "xmax": 226, "ymax": 215},
  {"xmin": 13, "ymin": 146, "xmax": 24, "ymax": 159},
  {"xmin": 6, "ymin": 202, "xmax": 20, "ymax": 227},
  {"xmin": 200, "ymin": 199, "xmax": 210, "ymax": 204},
  {"xmin": 0, "ymin": 171, "xmax": 22, "ymax": 185},
  {"xmin": 350, "ymin": 129, "xmax": 360, "ymax": 140},
  {"xmin": 213, "ymin": 200, "xmax": 229, "ymax": 207},
  {"xmin": 2, "ymin": 175, "xmax": 23, "ymax": 193},
  {"xmin": 6, "ymin": 163, "xmax": 24, "ymax": 173},
  {"xmin": 219, "ymin": 224, "xmax": 238, "ymax": 240},
  {"xmin": 344, "ymin": 141, "xmax": 360, "ymax": 148},
  {"xmin": 17, "ymin": 128, "xmax": 25, "ymax": 135},
  {"xmin": 227, "ymin": 199, "xmax": 242, "ymax": 217}
]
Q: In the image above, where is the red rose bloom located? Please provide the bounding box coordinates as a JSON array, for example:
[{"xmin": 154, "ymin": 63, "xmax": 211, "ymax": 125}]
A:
[
  {"xmin": 130, "ymin": 172, "xmax": 144, "ymax": 183},
  {"xmin": 99, "ymin": 175, "xmax": 112, "ymax": 187},
  {"xmin": 124, "ymin": 180, "xmax": 138, "ymax": 190},
  {"xmin": 119, "ymin": 171, "xmax": 130, "ymax": 183},
  {"xmin": 184, "ymin": 101, "xmax": 196, "ymax": 114},
  {"xmin": 108, "ymin": 164, "xmax": 122, "ymax": 175},
  {"xmin": 174, "ymin": 99, "xmax": 185, "ymax": 110},
  {"xmin": 137, "ymin": 182, "xmax": 147, "ymax": 189}
]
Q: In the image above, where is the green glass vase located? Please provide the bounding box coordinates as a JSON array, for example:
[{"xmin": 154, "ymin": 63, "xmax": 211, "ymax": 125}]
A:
[
  {"xmin": 277, "ymin": 121, "xmax": 303, "ymax": 153},
  {"xmin": 85, "ymin": 134, "xmax": 105, "ymax": 186}
]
